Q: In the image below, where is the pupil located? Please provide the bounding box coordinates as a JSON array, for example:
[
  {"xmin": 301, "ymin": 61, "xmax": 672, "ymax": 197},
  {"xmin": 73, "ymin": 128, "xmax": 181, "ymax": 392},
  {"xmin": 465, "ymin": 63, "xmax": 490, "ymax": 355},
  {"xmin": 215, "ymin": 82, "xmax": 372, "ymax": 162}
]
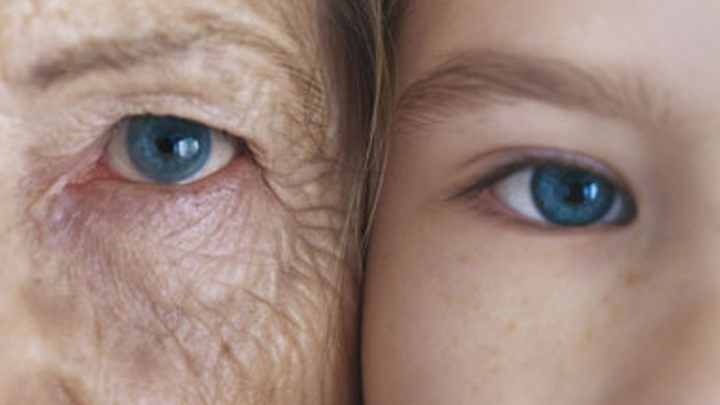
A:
[
  {"xmin": 563, "ymin": 178, "xmax": 597, "ymax": 205},
  {"xmin": 157, "ymin": 137, "xmax": 175, "ymax": 154},
  {"xmin": 126, "ymin": 116, "xmax": 212, "ymax": 184}
]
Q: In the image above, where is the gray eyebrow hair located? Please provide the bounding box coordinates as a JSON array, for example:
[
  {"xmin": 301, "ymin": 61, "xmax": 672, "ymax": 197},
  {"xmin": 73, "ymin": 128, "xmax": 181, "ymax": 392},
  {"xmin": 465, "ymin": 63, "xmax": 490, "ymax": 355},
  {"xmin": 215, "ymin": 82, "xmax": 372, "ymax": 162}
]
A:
[
  {"xmin": 24, "ymin": 16, "xmax": 309, "ymax": 91},
  {"xmin": 27, "ymin": 34, "xmax": 193, "ymax": 89},
  {"xmin": 394, "ymin": 50, "xmax": 662, "ymax": 133}
]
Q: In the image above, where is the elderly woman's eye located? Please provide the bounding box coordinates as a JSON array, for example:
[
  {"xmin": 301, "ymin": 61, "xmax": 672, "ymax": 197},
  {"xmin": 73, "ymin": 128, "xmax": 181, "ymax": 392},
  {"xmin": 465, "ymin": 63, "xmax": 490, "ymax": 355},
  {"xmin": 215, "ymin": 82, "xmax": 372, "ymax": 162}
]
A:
[
  {"xmin": 106, "ymin": 115, "xmax": 240, "ymax": 184},
  {"xmin": 490, "ymin": 163, "xmax": 636, "ymax": 227}
]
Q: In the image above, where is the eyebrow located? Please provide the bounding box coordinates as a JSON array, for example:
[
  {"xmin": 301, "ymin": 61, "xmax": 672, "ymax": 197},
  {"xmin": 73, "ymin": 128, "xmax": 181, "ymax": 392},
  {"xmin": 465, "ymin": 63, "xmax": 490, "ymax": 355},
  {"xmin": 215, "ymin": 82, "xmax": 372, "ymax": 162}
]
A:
[
  {"xmin": 24, "ymin": 16, "xmax": 305, "ymax": 91},
  {"xmin": 394, "ymin": 50, "xmax": 664, "ymax": 132}
]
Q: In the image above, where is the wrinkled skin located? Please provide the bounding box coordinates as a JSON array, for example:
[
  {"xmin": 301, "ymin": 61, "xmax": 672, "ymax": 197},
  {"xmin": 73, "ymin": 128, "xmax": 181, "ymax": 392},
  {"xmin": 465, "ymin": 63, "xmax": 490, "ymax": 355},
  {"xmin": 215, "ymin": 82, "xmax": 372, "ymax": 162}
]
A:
[
  {"xmin": 0, "ymin": 0, "xmax": 356, "ymax": 403},
  {"xmin": 364, "ymin": 0, "xmax": 720, "ymax": 404}
]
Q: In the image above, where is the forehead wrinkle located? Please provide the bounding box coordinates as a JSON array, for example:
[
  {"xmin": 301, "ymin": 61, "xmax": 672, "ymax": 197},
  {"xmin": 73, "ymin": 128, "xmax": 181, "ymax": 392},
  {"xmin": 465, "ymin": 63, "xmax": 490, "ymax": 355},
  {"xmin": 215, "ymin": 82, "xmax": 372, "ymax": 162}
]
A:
[
  {"xmin": 393, "ymin": 50, "xmax": 672, "ymax": 137},
  {"xmin": 23, "ymin": 12, "xmax": 317, "ymax": 91},
  {"xmin": 25, "ymin": 34, "xmax": 194, "ymax": 90},
  {"xmin": 0, "ymin": 0, "xmax": 325, "ymax": 92},
  {"xmin": 195, "ymin": 12, "xmax": 325, "ymax": 103}
]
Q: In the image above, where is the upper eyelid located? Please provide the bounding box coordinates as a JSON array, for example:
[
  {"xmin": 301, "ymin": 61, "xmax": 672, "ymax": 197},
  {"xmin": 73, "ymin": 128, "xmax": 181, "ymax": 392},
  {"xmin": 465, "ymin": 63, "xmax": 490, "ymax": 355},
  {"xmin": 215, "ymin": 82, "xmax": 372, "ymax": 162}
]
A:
[
  {"xmin": 454, "ymin": 149, "xmax": 635, "ymax": 201},
  {"xmin": 455, "ymin": 161, "xmax": 529, "ymax": 199},
  {"xmin": 110, "ymin": 114, "xmax": 250, "ymax": 154},
  {"xmin": 24, "ymin": 96, "xmax": 265, "ymax": 216},
  {"xmin": 33, "ymin": 92, "xmax": 256, "ymax": 156},
  {"xmin": 28, "ymin": 65, "xmax": 320, "ymax": 167}
]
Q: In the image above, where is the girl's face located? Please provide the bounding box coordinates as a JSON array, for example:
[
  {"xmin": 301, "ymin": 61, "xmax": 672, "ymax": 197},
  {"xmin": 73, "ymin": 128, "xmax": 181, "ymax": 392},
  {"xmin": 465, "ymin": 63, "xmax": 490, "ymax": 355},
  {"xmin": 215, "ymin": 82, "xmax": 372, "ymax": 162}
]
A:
[{"xmin": 363, "ymin": 0, "xmax": 720, "ymax": 403}]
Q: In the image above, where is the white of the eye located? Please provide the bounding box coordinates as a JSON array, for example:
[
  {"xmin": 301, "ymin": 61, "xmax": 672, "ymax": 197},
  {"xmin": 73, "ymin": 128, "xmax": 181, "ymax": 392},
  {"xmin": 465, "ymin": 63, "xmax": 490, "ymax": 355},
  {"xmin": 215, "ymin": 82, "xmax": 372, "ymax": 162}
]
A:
[
  {"xmin": 603, "ymin": 191, "xmax": 626, "ymax": 223},
  {"xmin": 493, "ymin": 168, "xmax": 545, "ymax": 222},
  {"xmin": 493, "ymin": 167, "xmax": 625, "ymax": 225},
  {"xmin": 106, "ymin": 125, "xmax": 237, "ymax": 184}
]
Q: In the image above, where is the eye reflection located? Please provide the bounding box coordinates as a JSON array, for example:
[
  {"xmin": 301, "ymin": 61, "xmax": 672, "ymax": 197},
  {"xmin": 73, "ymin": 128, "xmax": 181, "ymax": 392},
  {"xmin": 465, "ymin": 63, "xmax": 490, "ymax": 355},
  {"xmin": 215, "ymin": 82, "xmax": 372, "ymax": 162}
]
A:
[
  {"xmin": 491, "ymin": 163, "xmax": 636, "ymax": 227},
  {"xmin": 106, "ymin": 115, "xmax": 239, "ymax": 185}
]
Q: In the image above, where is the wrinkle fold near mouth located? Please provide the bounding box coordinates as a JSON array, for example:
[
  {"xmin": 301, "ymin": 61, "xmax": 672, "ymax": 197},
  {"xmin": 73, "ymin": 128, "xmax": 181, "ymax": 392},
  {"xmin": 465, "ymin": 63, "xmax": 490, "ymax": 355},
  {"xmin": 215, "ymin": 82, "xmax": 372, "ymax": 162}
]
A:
[{"xmin": 10, "ymin": 373, "xmax": 90, "ymax": 405}]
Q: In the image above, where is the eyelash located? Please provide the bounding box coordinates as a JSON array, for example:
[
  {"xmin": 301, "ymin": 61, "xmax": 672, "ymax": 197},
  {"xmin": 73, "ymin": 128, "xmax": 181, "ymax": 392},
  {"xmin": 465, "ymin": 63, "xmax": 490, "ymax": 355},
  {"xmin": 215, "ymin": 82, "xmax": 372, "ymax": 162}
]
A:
[{"xmin": 459, "ymin": 151, "xmax": 638, "ymax": 230}]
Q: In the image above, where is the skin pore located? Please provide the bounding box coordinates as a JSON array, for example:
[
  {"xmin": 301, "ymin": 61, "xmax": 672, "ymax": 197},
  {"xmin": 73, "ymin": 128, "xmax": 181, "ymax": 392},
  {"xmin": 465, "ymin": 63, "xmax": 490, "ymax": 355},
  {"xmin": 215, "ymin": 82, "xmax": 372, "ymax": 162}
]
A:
[
  {"xmin": 0, "ymin": 0, "xmax": 359, "ymax": 403},
  {"xmin": 363, "ymin": 0, "xmax": 720, "ymax": 404}
]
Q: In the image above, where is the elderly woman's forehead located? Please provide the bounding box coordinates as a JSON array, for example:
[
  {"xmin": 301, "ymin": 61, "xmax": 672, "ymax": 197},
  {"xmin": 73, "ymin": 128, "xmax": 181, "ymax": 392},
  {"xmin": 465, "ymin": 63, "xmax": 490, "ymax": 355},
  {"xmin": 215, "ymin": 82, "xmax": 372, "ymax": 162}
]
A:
[
  {"xmin": 0, "ymin": 0, "xmax": 320, "ymax": 80},
  {"xmin": 0, "ymin": 0, "xmax": 318, "ymax": 25}
]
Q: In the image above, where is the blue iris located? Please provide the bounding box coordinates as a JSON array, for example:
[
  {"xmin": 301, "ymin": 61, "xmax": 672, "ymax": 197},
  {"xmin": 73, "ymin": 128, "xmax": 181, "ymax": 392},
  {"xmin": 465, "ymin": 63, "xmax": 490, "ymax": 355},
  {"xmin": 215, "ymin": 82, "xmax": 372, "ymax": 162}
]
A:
[
  {"xmin": 126, "ymin": 116, "xmax": 212, "ymax": 184},
  {"xmin": 531, "ymin": 165, "xmax": 616, "ymax": 226}
]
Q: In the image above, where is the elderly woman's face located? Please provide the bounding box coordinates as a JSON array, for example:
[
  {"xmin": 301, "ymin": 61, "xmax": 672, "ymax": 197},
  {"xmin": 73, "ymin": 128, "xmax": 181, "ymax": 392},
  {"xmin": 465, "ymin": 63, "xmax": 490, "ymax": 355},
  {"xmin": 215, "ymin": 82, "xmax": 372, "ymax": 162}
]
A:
[
  {"xmin": 0, "ymin": 0, "xmax": 355, "ymax": 403},
  {"xmin": 364, "ymin": 0, "xmax": 720, "ymax": 403}
]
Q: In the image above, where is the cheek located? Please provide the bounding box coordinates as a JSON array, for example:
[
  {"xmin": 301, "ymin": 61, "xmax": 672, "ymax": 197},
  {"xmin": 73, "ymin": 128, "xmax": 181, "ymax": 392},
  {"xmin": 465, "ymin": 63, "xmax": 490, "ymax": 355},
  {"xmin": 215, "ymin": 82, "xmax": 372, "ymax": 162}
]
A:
[
  {"xmin": 18, "ymin": 158, "xmax": 345, "ymax": 403},
  {"xmin": 364, "ymin": 206, "xmax": 654, "ymax": 404}
]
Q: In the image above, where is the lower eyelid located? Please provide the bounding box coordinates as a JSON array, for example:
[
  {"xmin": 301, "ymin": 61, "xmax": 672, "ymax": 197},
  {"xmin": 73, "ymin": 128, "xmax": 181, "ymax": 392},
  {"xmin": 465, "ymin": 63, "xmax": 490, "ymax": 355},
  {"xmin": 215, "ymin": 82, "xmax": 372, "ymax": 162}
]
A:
[
  {"xmin": 64, "ymin": 143, "xmax": 253, "ymax": 196},
  {"xmin": 474, "ymin": 191, "xmax": 628, "ymax": 233},
  {"xmin": 26, "ymin": 158, "xmax": 267, "ymax": 304},
  {"xmin": 56, "ymin": 154, "xmax": 261, "ymax": 222}
]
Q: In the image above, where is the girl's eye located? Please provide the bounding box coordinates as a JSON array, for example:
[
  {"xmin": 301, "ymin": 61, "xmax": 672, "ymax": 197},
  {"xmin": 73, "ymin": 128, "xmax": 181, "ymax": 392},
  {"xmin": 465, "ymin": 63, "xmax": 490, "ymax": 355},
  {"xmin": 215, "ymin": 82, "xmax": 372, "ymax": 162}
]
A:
[
  {"xmin": 491, "ymin": 164, "xmax": 636, "ymax": 227},
  {"xmin": 106, "ymin": 115, "xmax": 239, "ymax": 185}
]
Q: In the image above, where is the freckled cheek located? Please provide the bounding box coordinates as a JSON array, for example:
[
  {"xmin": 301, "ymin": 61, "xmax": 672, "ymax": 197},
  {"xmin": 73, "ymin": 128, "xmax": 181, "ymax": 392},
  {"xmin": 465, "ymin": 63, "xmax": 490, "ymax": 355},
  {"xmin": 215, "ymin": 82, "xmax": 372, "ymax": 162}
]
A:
[{"xmin": 369, "ymin": 213, "xmax": 642, "ymax": 399}]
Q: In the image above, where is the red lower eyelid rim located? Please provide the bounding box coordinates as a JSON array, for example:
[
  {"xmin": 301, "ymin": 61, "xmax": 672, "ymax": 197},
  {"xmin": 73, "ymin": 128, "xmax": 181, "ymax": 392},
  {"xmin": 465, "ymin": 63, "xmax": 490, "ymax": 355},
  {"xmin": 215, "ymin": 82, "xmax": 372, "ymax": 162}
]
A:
[
  {"xmin": 71, "ymin": 148, "xmax": 252, "ymax": 189},
  {"xmin": 69, "ymin": 158, "xmax": 126, "ymax": 185},
  {"xmin": 480, "ymin": 188, "xmax": 547, "ymax": 226}
]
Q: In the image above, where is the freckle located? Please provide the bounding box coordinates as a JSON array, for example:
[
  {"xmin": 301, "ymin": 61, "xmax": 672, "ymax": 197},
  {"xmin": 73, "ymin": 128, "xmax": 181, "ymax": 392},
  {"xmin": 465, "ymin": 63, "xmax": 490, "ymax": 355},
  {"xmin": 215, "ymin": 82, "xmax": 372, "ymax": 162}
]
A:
[
  {"xmin": 584, "ymin": 326, "xmax": 595, "ymax": 342},
  {"xmin": 461, "ymin": 255, "xmax": 473, "ymax": 265},
  {"xmin": 622, "ymin": 270, "xmax": 653, "ymax": 288},
  {"xmin": 439, "ymin": 288, "xmax": 455, "ymax": 305},
  {"xmin": 478, "ymin": 345, "xmax": 498, "ymax": 356},
  {"xmin": 459, "ymin": 294, "xmax": 474, "ymax": 308},
  {"xmin": 584, "ymin": 307, "xmax": 596, "ymax": 323},
  {"xmin": 451, "ymin": 334, "xmax": 460, "ymax": 348},
  {"xmin": 506, "ymin": 322, "xmax": 517, "ymax": 332}
]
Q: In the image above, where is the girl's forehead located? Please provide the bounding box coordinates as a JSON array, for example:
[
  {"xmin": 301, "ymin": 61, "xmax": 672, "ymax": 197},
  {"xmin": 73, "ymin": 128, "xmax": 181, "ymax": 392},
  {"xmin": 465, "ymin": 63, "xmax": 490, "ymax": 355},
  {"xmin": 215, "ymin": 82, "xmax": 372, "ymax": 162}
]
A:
[
  {"xmin": 397, "ymin": 0, "xmax": 720, "ymax": 114},
  {"xmin": 397, "ymin": 0, "xmax": 720, "ymax": 134}
]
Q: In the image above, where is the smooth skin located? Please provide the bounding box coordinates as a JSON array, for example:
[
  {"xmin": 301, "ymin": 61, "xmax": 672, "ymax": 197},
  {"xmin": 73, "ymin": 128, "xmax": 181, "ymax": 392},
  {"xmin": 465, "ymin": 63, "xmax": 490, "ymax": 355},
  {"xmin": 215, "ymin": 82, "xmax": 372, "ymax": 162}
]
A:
[
  {"xmin": 363, "ymin": 0, "xmax": 720, "ymax": 403},
  {"xmin": 0, "ymin": 0, "xmax": 356, "ymax": 403}
]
